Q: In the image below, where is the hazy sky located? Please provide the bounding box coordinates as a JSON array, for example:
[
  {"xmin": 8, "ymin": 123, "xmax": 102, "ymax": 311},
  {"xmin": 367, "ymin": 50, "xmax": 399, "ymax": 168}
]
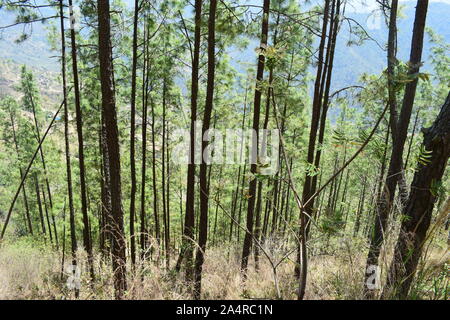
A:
[{"xmin": 346, "ymin": 0, "xmax": 450, "ymax": 13}]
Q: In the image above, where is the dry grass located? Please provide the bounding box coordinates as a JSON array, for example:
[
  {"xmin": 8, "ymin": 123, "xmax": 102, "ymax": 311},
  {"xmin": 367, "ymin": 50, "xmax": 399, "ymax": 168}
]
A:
[{"xmin": 0, "ymin": 232, "xmax": 447, "ymax": 300}]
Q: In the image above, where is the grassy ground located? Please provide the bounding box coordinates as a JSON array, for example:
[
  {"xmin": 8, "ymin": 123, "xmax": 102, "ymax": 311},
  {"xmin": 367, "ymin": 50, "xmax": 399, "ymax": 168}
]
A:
[{"xmin": 0, "ymin": 231, "xmax": 447, "ymax": 300}]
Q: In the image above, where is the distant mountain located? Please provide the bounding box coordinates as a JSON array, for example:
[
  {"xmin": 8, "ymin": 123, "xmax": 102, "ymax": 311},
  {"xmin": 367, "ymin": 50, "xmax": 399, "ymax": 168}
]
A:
[
  {"xmin": 0, "ymin": 9, "xmax": 61, "ymax": 105},
  {"xmin": 332, "ymin": 1, "xmax": 450, "ymax": 89},
  {"xmin": 0, "ymin": 10, "xmax": 58, "ymax": 72}
]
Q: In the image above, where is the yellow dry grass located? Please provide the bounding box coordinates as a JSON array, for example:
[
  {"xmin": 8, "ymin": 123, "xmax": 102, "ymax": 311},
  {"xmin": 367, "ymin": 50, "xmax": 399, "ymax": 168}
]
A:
[{"xmin": 0, "ymin": 232, "xmax": 447, "ymax": 300}]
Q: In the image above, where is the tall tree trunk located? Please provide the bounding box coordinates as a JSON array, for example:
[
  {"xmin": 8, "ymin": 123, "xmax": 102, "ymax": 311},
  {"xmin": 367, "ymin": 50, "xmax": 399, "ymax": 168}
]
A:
[
  {"xmin": 254, "ymin": 23, "xmax": 277, "ymax": 266},
  {"xmin": 60, "ymin": 0, "xmax": 78, "ymax": 298},
  {"xmin": 98, "ymin": 0, "xmax": 127, "ymax": 299},
  {"xmin": 140, "ymin": 22, "xmax": 150, "ymax": 259},
  {"xmin": 162, "ymin": 79, "xmax": 170, "ymax": 269},
  {"xmin": 194, "ymin": 0, "xmax": 217, "ymax": 299},
  {"xmin": 295, "ymin": 0, "xmax": 340, "ymax": 279},
  {"xmin": 129, "ymin": 0, "xmax": 140, "ymax": 269},
  {"xmin": 68, "ymin": 0, "xmax": 94, "ymax": 281},
  {"xmin": 150, "ymin": 97, "xmax": 160, "ymax": 252},
  {"xmin": 241, "ymin": 0, "xmax": 270, "ymax": 276},
  {"xmin": 365, "ymin": 0, "xmax": 429, "ymax": 295},
  {"xmin": 176, "ymin": 0, "xmax": 202, "ymax": 282}
]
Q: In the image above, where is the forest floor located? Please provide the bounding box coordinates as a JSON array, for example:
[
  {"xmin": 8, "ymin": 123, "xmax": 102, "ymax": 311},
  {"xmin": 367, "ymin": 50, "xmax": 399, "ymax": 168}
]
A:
[{"xmin": 0, "ymin": 234, "xmax": 448, "ymax": 300}]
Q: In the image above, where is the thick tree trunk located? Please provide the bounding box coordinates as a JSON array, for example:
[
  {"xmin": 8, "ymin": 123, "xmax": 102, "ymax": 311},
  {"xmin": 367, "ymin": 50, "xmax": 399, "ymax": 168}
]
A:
[
  {"xmin": 98, "ymin": 0, "xmax": 127, "ymax": 299},
  {"xmin": 382, "ymin": 92, "xmax": 450, "ymax": 299}
]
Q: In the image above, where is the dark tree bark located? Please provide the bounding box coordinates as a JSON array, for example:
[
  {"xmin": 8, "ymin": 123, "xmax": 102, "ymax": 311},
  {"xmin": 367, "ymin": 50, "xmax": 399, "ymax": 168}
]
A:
[
  {"xmin": 194, "ymin": 0, "xmax": 217, "ymax": 299},
  {"xmin": 129, "ymin": 0, "xmax": 140, "ymax": 268},
  {"xmin": 97, "ymin": 0, "xmax": 127, "ymax": 299},
  {"xmin": 100, "ymin": 111, "xmax": 113, "ymax": 255},
  {"xmin": 382, "ymin": 92, "xmax": 450, "ymax": 299}
]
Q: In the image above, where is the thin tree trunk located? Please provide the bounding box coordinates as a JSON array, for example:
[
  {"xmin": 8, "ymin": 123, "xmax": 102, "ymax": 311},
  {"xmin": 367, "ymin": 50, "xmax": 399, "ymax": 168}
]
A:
[
  {"xmin": 59, "ymin": 1, "xmax": 78, "ymax": 296},
  {"xmin": 42, "ymin": 186, "xmax": 53, "ymax": 245},
  {"xmin": 68, "ymin": 0, "xmax": 94, "ymax": 281},
  {"xmin": 162, "ymin": 79, "xmax": 169, "ymax": 270},
  {"xmin": 241, "ymin": 0, "xmax": 270, "ymax": 276},
  {"xmin": 129, "ymin": 0, "xmax": 140, "ymax": 269},
  {"xmin": 150, "ymin": 97, "xmax": 160, "ymax": 252},
  {"xmin": 140, "ymin": 21, "xmax": 150, "ymax": 259},
  {"xmin": 176, "ymin": 0, "xmax": 202, "ymax": 282},
  {"xmin": 300, "ymin": 0, "xmax": 331, "ymax": 234}
]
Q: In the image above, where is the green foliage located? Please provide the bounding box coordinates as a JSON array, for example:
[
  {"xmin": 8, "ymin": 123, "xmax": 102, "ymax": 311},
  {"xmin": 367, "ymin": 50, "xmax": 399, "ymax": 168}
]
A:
[{"xmin": 416, "ymin": 144, "xmax": 433, "ymax": 167}]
